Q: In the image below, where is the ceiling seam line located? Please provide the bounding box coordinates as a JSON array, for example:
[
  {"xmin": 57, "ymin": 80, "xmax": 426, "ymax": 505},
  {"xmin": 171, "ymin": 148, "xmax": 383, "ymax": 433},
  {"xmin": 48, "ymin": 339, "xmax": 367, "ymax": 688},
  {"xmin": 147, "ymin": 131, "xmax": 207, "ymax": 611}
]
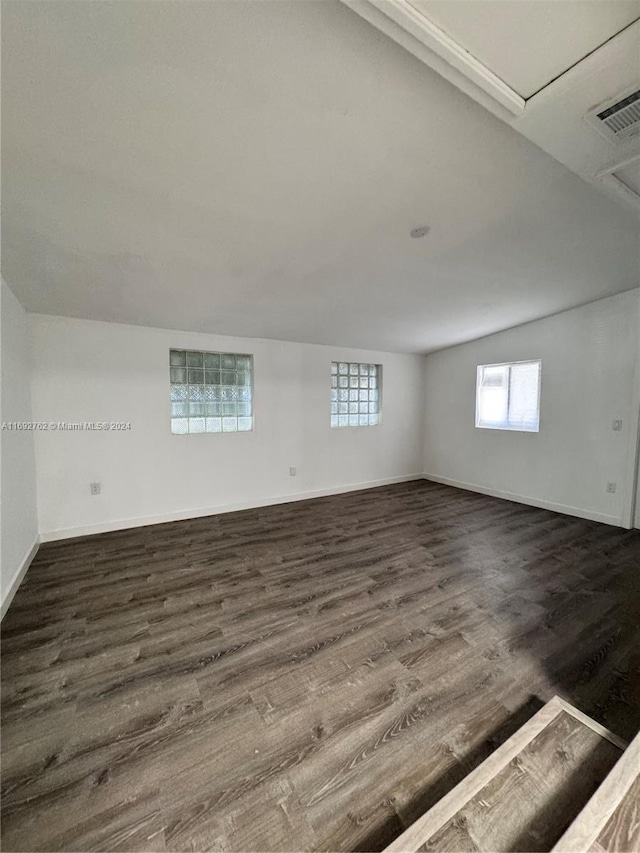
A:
[{"xmin": 524, "ymin": 15, "xmax": 640, "ymax": 104}]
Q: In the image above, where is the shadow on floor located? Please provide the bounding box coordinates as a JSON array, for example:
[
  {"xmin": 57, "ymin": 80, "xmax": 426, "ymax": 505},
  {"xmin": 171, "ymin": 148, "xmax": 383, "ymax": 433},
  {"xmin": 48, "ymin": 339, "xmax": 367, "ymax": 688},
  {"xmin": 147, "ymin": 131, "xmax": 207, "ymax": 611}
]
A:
[
  {"xmin": 358, "ymin": 490, "xmax": 640, "ymax": 853},
  {"xmin": 354, "ymin": 696, "xmax": 545, "ymax": 852}
]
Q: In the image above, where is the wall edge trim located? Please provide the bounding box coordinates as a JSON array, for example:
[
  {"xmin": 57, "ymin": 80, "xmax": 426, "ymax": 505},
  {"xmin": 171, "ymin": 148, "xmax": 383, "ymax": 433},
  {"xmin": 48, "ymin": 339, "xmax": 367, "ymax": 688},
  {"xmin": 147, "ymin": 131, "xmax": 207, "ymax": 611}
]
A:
[
  {"xmin": 423, "ymin": 474, "xmax": 623, "ymax": 527},
  {"xmin": 39, "ymin": 474, "xmax": 424, "ymax": 542},
  {"xmin": 1, "ymin": 538, "xmax": 40, "ymax": 620}
]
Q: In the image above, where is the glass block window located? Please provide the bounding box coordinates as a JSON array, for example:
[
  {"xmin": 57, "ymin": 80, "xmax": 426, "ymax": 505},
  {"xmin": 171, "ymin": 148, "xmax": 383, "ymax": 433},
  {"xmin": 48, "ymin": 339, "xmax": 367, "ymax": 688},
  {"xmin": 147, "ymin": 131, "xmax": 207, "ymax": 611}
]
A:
[
  {"xmin": 170, "ymin": 350, "xmax": 253, "ymax": 434},
  {"xmin": 331, "ymin": 362, "xmax": 381, "ymax": 428}
]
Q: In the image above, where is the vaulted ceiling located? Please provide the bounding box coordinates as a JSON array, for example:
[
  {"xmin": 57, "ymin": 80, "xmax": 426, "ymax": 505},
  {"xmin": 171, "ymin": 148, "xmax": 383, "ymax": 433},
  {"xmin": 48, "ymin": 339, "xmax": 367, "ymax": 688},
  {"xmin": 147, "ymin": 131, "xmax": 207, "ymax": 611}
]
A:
[
  {"xmin": 344, "ymin": 0, "xmax": 640, "ymax": 211},
  {"xmin": 2, "ymin": 0, "xmax": 638, "ymax": 353},
  {"xmin": 410, "ymin": 1, "xmax": 640, "ymax": 98}
]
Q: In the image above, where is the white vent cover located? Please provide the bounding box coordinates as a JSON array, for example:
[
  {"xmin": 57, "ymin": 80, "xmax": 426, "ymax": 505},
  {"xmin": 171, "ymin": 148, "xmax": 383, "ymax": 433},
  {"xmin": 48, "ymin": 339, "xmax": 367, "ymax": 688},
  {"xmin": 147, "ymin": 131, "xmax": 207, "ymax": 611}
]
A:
[{"xmin": 585, "ymin": 89, "xmax": 640, "ymax": 143}]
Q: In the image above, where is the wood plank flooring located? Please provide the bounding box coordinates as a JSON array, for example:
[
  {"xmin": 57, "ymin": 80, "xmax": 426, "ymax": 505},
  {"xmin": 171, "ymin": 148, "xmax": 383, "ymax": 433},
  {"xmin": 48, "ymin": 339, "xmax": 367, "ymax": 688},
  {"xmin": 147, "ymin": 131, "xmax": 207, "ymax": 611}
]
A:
[
  {"xmin": 2, "ymin": 480, "xmax": 640, "ymax": 852},
  {"xmin": 596, "ymin": 774, "xmax": 640, "ymax": 852},
  {"xmin": 415, "ymin": 710, "xmax": 622, "ymax": 852},
  {"xmin": 552, "ymin": 727, "xmax": 640, "ymax": 853}
]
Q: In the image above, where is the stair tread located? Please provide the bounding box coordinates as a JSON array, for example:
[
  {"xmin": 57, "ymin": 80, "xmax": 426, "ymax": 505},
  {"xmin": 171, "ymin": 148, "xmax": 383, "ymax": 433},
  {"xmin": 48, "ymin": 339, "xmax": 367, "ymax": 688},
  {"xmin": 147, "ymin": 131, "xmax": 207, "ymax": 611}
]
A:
[
  {"xmin": 385, "ymin": 696, "xmax": 626, "ymax": 853},
  {"xmin": 553, "ymin": 729, "xmax": 640, "ymax": 853}
]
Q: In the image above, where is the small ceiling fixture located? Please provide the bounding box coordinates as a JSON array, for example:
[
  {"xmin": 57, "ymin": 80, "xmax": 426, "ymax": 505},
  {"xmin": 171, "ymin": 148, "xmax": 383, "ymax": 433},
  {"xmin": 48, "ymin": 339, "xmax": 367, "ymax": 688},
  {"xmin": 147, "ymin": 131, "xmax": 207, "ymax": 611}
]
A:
[{"xmin": 410, "ymin": 226, "xmax": 430, "ymax": 238}]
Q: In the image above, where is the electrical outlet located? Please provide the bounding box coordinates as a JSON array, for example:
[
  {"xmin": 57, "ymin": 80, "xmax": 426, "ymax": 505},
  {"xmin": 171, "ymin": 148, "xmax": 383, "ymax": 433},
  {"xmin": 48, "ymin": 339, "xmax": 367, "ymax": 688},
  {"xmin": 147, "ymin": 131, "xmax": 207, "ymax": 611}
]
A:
[
  {"xmin": 606, "ymin": 482, "xmax": 616, "ymax": 494},
  {"xmin": 289, "ymin": 467, "xmax": 297, "ymax": 477},
  {"xmin": 90, "ymin": 481, "xmax": 101, "ymax": 496},
  {"xmin": 611, "ymin": 419, "xmax": 623, "ymax": 431}
]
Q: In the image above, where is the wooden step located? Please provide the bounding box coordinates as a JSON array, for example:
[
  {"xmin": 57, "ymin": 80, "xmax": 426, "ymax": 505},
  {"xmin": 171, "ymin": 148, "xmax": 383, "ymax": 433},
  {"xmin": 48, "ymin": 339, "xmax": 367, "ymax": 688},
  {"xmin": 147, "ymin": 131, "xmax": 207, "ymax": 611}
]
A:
[
  {"xmin": 384, "ymin": 696, "xmax": 627, "ymax": 852},
  {"xmin": 553, "ymin": 729, "xmax": 640, "ymax": 852}
]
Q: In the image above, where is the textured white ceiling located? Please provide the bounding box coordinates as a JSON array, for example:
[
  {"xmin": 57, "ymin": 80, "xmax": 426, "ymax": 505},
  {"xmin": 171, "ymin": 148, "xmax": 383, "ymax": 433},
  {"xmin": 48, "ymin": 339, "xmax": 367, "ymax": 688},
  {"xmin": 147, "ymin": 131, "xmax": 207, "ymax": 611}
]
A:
[
  {"xmin": 2, "ymin": 0, "xmax": 638, "ymax": 353},
  {"xmin": 411, "ymin": 0, "xmax": 640, "ymax": 98},
  {"xmin": 616, "ymin": 161, "xmax": 640, "ymax": 194}
]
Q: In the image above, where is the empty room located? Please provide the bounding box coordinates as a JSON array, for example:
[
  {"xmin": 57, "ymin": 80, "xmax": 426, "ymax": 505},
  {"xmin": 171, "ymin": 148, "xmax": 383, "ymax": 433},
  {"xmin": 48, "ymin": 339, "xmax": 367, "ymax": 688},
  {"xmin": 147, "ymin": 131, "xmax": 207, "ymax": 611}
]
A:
[{"xmin": 1, "ymin": 1, "xmax": 640, "ymax": 851}]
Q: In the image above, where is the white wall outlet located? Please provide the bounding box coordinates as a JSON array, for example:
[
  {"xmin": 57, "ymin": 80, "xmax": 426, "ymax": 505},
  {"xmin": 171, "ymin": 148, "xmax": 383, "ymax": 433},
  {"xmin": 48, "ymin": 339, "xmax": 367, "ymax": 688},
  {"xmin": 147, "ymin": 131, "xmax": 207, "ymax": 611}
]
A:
[
  {"xmin": 90, "ymin": 481, "xmax": 101, "ymax": 496},
  {"xmin": 611, "ymin": 419, "xmax": 623, "ymax": 431},
  {"xmin": 606, "ymin": 481, "xmax": 616, "ymax": 494},
  {"xmin": 289, "ymin": 467, "xmax": 297, "ymax": 477}
]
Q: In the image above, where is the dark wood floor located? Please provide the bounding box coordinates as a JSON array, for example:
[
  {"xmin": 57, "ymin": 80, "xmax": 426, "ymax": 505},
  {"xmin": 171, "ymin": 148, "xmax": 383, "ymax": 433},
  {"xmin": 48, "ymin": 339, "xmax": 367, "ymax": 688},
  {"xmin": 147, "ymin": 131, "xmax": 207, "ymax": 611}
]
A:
[{"xmin": 2, "ymin": 481, "xmax": 639, "ymax": 853}]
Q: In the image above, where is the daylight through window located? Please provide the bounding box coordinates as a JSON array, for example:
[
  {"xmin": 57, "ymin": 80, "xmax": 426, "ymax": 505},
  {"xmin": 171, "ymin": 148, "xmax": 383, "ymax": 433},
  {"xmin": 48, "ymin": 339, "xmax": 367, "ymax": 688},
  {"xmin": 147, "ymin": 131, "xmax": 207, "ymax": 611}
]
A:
[
  {"xmin": 475, "ymin": 360, "xmax": 541, "ymax": 432},
  {"xmin": 170, "ymin": 349, "xmax": 253, "ymax": 434},
  {"xmin": 331, "ymin": 362, "xmax": 381, "ymax": 428}
]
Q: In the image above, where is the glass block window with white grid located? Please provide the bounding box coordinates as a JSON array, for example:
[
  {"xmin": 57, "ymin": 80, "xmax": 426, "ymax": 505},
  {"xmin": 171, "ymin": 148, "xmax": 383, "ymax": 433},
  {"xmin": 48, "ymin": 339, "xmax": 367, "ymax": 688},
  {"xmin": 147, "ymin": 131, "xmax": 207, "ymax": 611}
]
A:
[
  {"xmin": 331, "ymin": 362, "xmax": 381, "ymax": 428},
  {"xmin": 475, "ymin": 360, "xmax": 541, "ymax": 432},
  {"xmin": 170, "ymin": 350, "xmax": 253, "ymax": 434}
]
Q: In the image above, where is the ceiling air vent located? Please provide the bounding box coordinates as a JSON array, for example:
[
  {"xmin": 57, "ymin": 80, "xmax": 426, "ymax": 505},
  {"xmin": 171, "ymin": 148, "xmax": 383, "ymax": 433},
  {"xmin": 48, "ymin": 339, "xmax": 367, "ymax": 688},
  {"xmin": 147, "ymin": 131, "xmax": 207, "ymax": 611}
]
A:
[{"xmin": 585, "ymin": 89, "xmax": 640, "ymax": 143}]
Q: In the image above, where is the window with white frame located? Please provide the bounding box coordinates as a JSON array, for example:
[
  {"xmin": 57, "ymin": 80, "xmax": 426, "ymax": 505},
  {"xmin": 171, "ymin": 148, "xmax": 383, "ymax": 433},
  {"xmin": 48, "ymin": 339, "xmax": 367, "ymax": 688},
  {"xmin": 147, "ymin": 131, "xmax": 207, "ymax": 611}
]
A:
[
  {"xmin": 475, "ymin": 360, "xmax": 541, "ymax": 432},
  {"xmin": 170, "ymin": 349, "xmax": 253, "ymax": 434},
  {"xmin": 331, "ymin": 362, "xmax": 381, "ymax": 428}
]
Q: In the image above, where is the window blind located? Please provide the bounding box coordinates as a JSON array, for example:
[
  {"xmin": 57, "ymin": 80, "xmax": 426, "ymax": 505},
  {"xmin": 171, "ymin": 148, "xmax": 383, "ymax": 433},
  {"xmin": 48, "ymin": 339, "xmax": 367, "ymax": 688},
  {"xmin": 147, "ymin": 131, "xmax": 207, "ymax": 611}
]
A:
[{"xmin": 476, "ymin": 360, "xmax": 540, "ymax": 432}]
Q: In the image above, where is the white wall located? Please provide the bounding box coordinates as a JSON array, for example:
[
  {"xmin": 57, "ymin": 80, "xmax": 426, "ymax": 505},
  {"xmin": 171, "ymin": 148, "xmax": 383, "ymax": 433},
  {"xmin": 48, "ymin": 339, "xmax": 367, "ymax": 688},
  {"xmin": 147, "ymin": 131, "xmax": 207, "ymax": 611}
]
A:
[
  {"xmin": 30, "ymin": 315, "xmax": 425, "ymax": 540},
  {"xmin": 424, "ymin": 290, "xmax": 640, "ymax": 527},
  {"xmin": 1, "ymin": 280, "xmax": 39, "ymax": 614}
]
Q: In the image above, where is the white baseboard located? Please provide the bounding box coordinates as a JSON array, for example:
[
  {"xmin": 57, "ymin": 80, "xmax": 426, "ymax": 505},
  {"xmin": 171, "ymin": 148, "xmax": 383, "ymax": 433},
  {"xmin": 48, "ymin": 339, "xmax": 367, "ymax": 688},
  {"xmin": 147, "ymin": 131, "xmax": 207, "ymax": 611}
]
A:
[
  {"xmin": 1, "ymin": 538, "xmax": 40, "ymax": 620},
  {"xmin": 39, "ymin": 474, "xmax": 424, "ymax": 543},
  {"xmin": 423, "ymin": 474, "xmax": 623, "ymax": 528}
]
